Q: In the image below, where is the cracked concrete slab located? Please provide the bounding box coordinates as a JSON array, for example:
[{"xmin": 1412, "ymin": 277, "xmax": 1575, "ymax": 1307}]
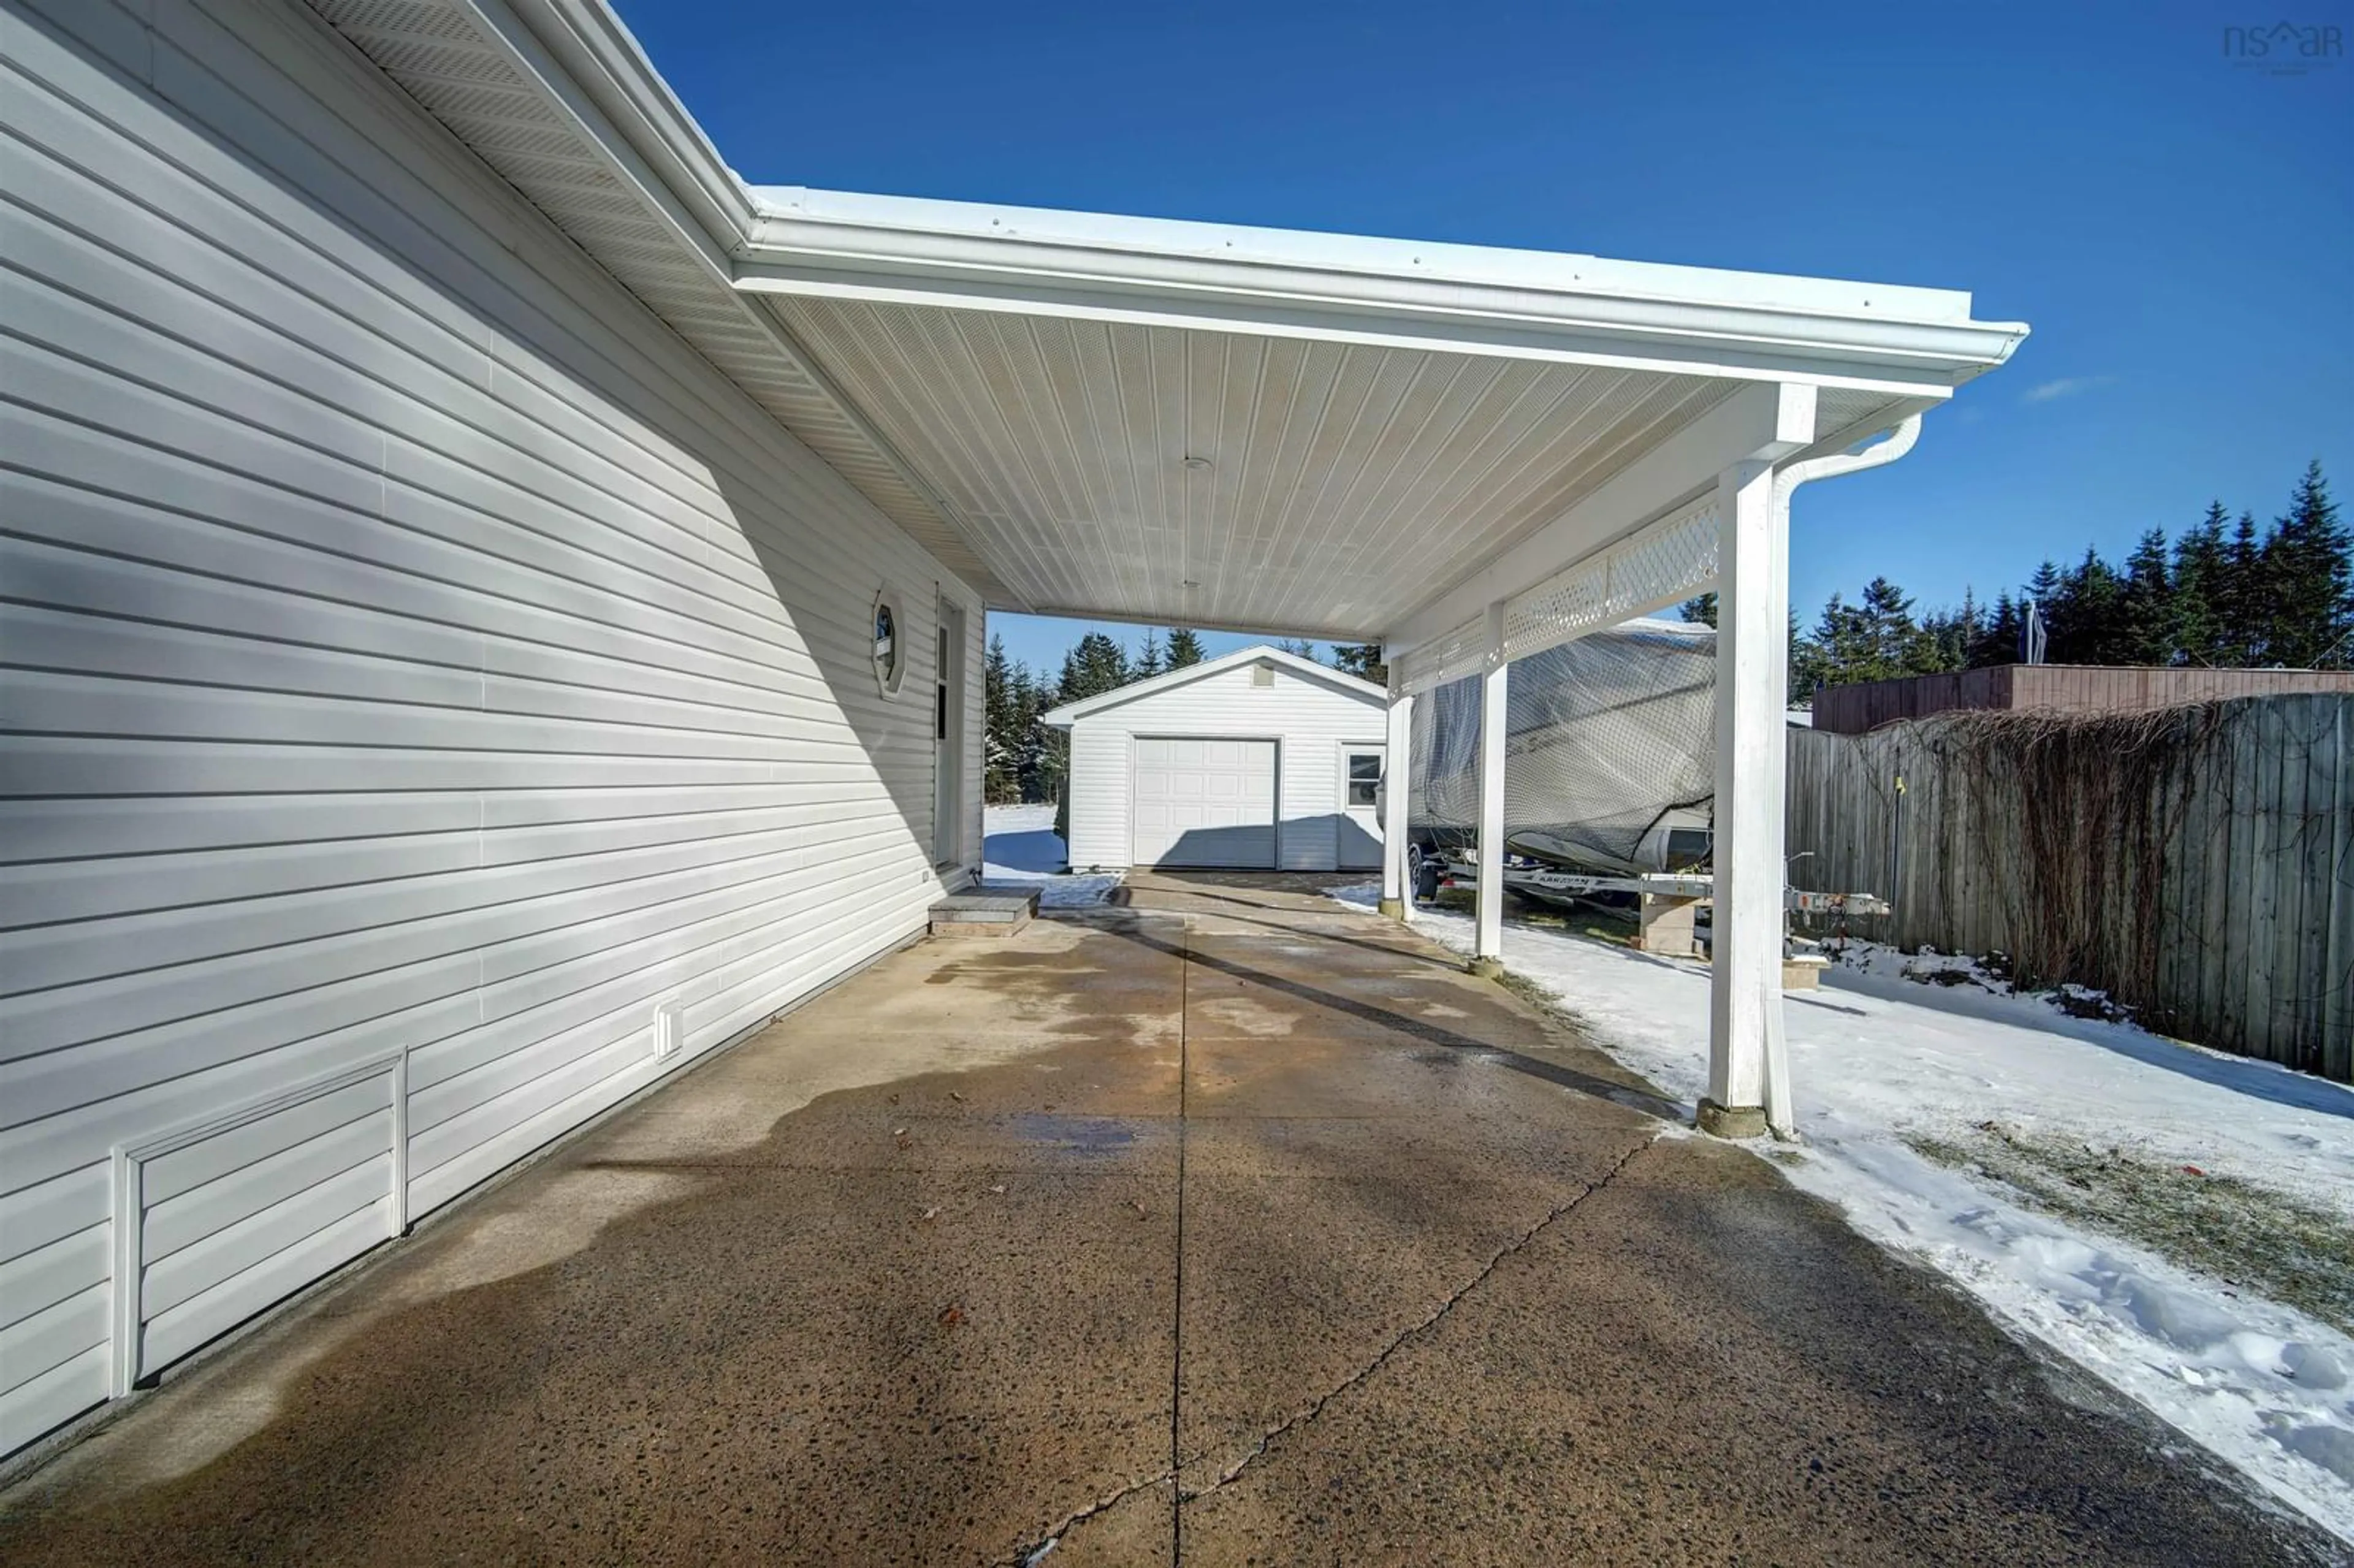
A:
[{"xmin": 0, "ymin": 872, "xmax": 2334, "ymax": 1566}]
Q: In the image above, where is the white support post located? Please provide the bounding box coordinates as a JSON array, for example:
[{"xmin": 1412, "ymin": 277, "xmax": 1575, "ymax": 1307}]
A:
[
  {"xmin": 1379, "ymin": 685, "xmax": 1414, "ymax": 920},
  {"xmin": 1703, "ymin": 459, "xmax": 1788, "ymax": 1138},
  {"xmin": 1471, "ymin": 602, "xmax": 1509, "ymax": 977}
]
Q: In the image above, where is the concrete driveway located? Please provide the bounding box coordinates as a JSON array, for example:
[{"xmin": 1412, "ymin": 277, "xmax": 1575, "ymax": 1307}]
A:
[{"xmin": 0, "ymin": 875, "xmax": 2331, "ymax": 1565}]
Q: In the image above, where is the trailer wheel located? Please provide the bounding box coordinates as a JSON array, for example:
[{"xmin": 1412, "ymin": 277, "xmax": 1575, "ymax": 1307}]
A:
[{"xmin": 1410, "ymin": 842, "xmax": 1442, "ymax": 902}]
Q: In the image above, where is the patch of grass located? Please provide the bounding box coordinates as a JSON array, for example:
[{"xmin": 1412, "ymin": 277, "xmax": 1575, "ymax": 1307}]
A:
[
  {"xmin": 1907, "ymin": 1124, "xmax": 2354, "ymax": 1336},
  {"xmin": 1515, "ymin": 902, "xmax": 1641, "ymax": 948},
  {"xmin": 1491, "ymin": 967, "xmax": 1582, "ymax": 1029},
  {"xmin": 1487, "ymin": 965, "xmax": 1617, "ymax": 1052},
  {"xmin": 1429, "ymin": 886, "xmax": 1641, "ymax": 948}
]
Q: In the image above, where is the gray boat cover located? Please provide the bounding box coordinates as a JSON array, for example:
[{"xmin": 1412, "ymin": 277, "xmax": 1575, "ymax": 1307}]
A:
[{"xmin": 1411, "ymin": 617, "xmax": 1715, "ymax": 873}]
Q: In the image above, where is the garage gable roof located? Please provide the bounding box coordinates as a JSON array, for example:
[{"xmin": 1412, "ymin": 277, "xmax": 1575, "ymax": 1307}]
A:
[{"xmin": 1042, "ymin": 646, "xmax": 1384, "ymax": 727}]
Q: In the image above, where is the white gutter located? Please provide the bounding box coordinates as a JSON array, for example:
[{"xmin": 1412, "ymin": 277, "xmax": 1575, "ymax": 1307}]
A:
[
  {"xmin": 736, "ymin": 189, "xmax": 2028, "ymax": 394},
  {"xmin": 1759, "ymin": 413, "xmax": 1923, "ymax": 1138}
]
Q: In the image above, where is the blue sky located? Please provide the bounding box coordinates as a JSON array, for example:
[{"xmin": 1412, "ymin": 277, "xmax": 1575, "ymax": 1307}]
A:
[{"xmin": 616, "ymin": 0, "xmax": 2352, "ymax": 676}]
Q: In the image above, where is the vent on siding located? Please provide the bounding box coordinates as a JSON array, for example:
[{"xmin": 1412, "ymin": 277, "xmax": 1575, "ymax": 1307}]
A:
[
  {"xmin": 1250, "ymin": 663, "xmax": 1274, "ymax": 688},
  {"xmin": 652, "ymin": 1000, "xmax": 685, "ymax": 1063},
  {"xmin": 112, "ymin": 1058, "xmax": 406, "ymax": 1395}
]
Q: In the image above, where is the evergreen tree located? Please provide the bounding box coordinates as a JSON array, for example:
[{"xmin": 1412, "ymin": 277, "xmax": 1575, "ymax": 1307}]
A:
[
  {"xmin": 2022, "ymin": 560, "xmax": 2062, "ymax": 664},
  {"xmin": 1056, "ymin": 632, "xmax": 1130, "ymax": 704},
  {"xmin": 1274, "ymin": 637, "xmax": 1319, "ymax": 660},
  {"xmin": 1135, "ymin": 629, "xmax": 1164, "ymax": 682},
  {"xmin": 2262, "ymin": 462, "xmax": 2351, "ymax": 668},
  {"xmin": 1792, "ymin": 576, "xmax": 1926, "ymax": 685},
  {"xmin": 1010, "ymin": 666, "xmax": 1048, "ymax": 802},
  {"xmin": 1913, "ymin": 588, "xmax": 1980, "ymax": 674},
  {"xmin": 1330, "ymin": 643, "xmax": 1387, "ymax": 684},
  {"xmin": 1034, "ymin": 633, "xmax": 1131, "ymax": 811},
  {"xmin": 2024, "ymin": 560, "xmax": 2062, "ymax": 616},
  {"xmin": 2117, "ymin": 528, "xmax": 2176, "ymax": 664},
  {"xmin": 1854, "ymin": 576, "xmax": 1922, "ymax": 679},
  {"xmin": 982, "ymin": 634, "xmax": 1021, "ymax": 804},
  {"xmin": 2171, "ymin": 503, "xmax": 2230, "ymax": 666},
  {"xmin": 1969, "ymin": 592, "xmax": 2024, "ymax": 669},
  {"xmin": 1804, "ymin": 592, "xmax": 1873, "ymax": 687},
  {"xmin": 1679, "ymin": 592, "xmax": 1718, "ymax": 628},
  {"xmin": 1164, "ymin": 627, "xmax": 1206, "ymax": 668},
  {"xmin": 1787, "ymin": 610, "xmax": 1825, "ymax": 705},
  {"xmin": 2052, "ymin": 545, "xmax": 2125, "ymax": 664},
  {"xmin": 2220, "ymin": 511, "xmax": 2269, "ymax": 663}
]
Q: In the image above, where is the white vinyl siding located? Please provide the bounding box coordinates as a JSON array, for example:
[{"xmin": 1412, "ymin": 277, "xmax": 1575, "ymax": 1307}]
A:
[
  {"xmin": 0, "ymin": 0, "xmax": 980, "ymax": 1454},
  {"xmin": 1062, "ymin": 658, "xmax": 1386, "ymax": 872}
]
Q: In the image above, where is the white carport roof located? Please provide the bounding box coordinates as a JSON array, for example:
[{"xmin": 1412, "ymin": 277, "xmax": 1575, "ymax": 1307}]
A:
[
  {"xmin": 306, "ymin": 0, "xmax": 2027, "ymax": 658},
  {"xmin": 308, "ymin": 0, "xmax": 2030, "ymax": 1141},
  {"xmin": 1040, "ymin": 645, "xmax": 1384, "ymax": 728}
]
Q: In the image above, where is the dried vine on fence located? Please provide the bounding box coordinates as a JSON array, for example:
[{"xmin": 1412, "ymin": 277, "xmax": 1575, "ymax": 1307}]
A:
[{"xmin": 1922, "ymin": 704, "xmax": 2228, "ymax": 1013}]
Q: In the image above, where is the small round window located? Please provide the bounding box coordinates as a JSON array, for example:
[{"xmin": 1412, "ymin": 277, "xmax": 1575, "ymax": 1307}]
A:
[{"xmin": 872, "ymin": 591, "xmax": 905, "ymax": 696}]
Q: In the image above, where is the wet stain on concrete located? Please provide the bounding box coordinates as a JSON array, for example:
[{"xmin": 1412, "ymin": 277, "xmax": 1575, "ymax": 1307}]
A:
[{"xmin": 1005, "ymin": 1114, "xmax": 1143, "ymax": 1157}]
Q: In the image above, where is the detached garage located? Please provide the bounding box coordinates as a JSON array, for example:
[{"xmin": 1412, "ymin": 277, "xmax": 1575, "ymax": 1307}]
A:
[{"xmin": 1044, "ymin": 648, "xmax": 1389, "ymax": 872}]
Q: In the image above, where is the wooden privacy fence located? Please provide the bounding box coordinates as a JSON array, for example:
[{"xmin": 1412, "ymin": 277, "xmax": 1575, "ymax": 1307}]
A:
[{"xmin": 1784, "ymin": 695, "xmax": 2354, "ymax": 1082}]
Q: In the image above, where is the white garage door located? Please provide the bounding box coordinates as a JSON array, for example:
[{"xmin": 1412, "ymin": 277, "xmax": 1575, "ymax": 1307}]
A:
[{"xmin": 1132, "ymin": 737, "xmax": 1278, "ymax": 867}]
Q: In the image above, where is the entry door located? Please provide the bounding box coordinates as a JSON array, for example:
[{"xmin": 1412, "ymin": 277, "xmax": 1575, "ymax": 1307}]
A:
[
  {"xmin": 1131, "ymin": 737, "xmax": 1278, "ymax": 867},
  {"xmin": 1338, "ymin": 743, "xmax": 1384, "ymax": 870}
]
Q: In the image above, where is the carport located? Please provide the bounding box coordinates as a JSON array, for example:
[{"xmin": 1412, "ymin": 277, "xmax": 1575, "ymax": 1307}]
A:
[
  {"xmin": 288, "ymin": 0, "xmax": 2021, "ymax": 1141},
  {"xmin": 1, "ymin": 0, "xmax": 2027, "ymax": 1469},
  {"xmin": 726, "ymin": 192, "xmax": 2025, "ymax": 1135}
]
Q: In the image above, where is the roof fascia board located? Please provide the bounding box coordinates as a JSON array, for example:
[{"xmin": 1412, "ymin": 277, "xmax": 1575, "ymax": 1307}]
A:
[
  {"xmin": 1042, "ymin": 646, "xmax": 1383, "ymax": 726},
  {"xmin": 495, "ymin": 0, "xmax": 757, "ymax": 248},
  {"xmin": 459, "ymin": 0, "xmax": 740, "ymax": 283},
  {"xmin": 734, "ymin": 215, "xmax": 2025, "ymax": 392},
  {"xmin": 756, "ymin": 189, "xmax": 1971, "ymax": 318},
  {"xmin": 736, "ymin": 265, "xmax": 2005, "ymax": 397},
  {"xmin": 1387, "ymin": 381, "xmax": 1820, "ymax": 655}
]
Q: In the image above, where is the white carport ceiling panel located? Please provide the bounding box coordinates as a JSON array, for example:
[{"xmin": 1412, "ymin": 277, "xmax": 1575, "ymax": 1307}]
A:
[{"xmin": 768, "ymin": 297, "xmax": 1737, "ymax": 636}]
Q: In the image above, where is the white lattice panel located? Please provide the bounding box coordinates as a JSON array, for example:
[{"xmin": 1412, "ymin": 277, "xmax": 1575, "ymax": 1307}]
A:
[
  {"xmin": 1396, "ymin": 489, "xmax": 1718, "ymax": 695},
  {"xmin": 1503, "ymin": 492, "xmax": 1718, "ymax": 663}
]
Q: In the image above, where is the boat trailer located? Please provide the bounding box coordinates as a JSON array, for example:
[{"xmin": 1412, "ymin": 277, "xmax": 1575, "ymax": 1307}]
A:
[{"xmin": 1434, "ymin": 857, "xmax": 1891, "ymax": 988}]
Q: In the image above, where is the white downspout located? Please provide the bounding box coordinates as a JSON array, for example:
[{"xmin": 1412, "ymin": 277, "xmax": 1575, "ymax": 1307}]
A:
[{"xmin": 1758, "ymin": 414, "xmax": 1922, "ymax": 1138}]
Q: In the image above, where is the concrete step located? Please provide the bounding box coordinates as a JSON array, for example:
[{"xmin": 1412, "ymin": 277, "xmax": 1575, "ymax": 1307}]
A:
[{"xmin": 928, "ymin": 889, "xmax": 1039, "ymax": 938}]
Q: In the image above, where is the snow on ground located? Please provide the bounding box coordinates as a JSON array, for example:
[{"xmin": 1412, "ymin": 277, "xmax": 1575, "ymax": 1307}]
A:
[
  {"xmin": 982, "ymin": 804, "xmax": 1121, "ymax": 908},
  {"xmin": 1331, "ymin": 885, "xmax": 2354, "ymax": 1543}
]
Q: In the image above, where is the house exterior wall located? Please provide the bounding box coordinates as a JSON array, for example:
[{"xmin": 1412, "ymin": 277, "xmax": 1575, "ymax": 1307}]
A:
[
  {"xmin": 1063, "ymin": 661, "xmax": 1387, "ymax": 872},
  {"xmin": 0, "ymin": 0, "xmax": 981, "ymax": 1455}
]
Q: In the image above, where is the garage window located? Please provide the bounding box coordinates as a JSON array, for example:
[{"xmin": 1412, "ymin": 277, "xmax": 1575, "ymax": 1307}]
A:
[{"xmin": 1346, "ymin": 752, "xmax": 1381, "ymax": 807}]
